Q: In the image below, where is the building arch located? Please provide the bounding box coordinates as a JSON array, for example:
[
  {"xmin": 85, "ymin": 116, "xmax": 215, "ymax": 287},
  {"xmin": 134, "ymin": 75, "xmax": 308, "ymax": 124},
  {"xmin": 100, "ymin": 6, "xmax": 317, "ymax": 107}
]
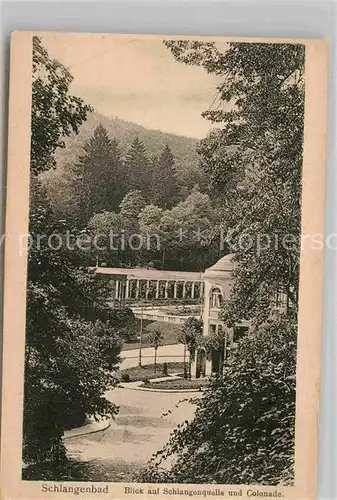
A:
[{"xmin": 209, "ymin": 285, "xmax": 224, "ymax": 309}]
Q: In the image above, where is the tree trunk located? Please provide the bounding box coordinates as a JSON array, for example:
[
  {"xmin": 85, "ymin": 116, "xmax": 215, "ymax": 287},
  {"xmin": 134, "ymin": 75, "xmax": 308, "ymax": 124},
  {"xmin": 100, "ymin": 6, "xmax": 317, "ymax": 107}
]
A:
[{"xmin": 154, "ymin": 348, "xmax": 157, "ymax": 373}]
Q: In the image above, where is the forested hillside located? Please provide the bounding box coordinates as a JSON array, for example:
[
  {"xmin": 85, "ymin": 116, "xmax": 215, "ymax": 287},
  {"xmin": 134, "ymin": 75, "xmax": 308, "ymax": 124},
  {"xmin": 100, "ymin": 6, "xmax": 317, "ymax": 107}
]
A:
[
  {"xmin": 44, "ymin": 111, "xmax": 205, "ymax": 193},
  {"xmin": 38, "ymin": 113, "xmax": 222, "ymax": 271},
  {"xmin": 57, "ymin": 111, "xmax": 198, "ymax": 164}
]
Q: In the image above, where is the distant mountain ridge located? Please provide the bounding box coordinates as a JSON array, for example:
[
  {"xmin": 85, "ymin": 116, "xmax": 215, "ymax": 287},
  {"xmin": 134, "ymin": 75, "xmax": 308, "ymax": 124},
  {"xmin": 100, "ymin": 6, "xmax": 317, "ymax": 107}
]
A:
[{"xmin": 54, "ymin": 112, "xmax": 205, "ymax": 187}]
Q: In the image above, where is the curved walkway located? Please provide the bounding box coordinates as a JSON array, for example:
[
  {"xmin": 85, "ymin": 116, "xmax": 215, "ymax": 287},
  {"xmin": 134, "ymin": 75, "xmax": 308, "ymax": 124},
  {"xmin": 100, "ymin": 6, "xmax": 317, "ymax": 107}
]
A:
[
  {"xmin": 63, "ymin": 417, "xmax": 111, "ymax": 440},
  {"xmin": 65, "ymin": 385, "xmax": 200, "ymax": 481}
]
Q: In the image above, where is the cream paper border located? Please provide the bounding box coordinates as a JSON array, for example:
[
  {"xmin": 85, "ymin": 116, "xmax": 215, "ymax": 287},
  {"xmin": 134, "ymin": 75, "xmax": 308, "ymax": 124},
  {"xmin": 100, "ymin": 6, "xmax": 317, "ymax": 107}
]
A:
[{"xmin": 0, "ymin": 31, "xmax": 329, "ymax": 500}]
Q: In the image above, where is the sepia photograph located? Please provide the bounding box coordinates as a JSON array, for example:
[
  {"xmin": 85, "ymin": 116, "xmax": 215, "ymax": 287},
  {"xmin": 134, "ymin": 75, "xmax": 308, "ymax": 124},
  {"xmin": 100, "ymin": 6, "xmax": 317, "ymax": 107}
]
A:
[{"xmin": 0, "ymin": 32, "xmax": 329, "ymax": 499}]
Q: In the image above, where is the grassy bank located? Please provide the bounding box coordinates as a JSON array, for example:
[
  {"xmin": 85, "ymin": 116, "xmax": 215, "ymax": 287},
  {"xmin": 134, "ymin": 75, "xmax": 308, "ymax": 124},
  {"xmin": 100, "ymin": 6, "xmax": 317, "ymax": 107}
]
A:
[
  {"xmin": 119, "ymin": 362, "xmax": 186, "ymax": 382},
  {"xmin": 122, "ymin": 320, "xmax": 179, "ymax": 351}
]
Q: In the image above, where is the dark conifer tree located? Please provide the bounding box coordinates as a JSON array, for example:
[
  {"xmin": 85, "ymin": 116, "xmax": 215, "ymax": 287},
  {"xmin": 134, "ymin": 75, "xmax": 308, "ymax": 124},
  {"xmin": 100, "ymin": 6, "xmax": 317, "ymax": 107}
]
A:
[
  {"xmin": 151, "ymin": 144, "xmax": 180, "ymax": 208},
  {"xmin": 124, "ymin": 137, "xmax": 151, "ymax": 198},
  {"xmin": 75, "ymin": 125, "xmax": 123, "ymax": 222}
]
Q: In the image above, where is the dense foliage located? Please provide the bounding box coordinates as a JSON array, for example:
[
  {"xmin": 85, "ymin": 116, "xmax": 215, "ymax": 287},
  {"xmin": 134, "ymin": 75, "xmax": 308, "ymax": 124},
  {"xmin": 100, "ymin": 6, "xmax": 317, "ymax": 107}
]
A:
[
  {"xmin": 41, "ymin": 116, "xmax": 206, "ymax": 222},
  {"xmin": 136, "ymin": 313, "xmax": 297, "ymax": 485},
  {"xmin": 31, "ymin": 36, "xmax": 91, "ymax": 175},
  {"xmin": 151, "ymin": 144, "xmax": 180, "ymax": 208},
  {"xmin": 133, "ymin": 40, "xmax": 304, "ymax": 485},
  {"xmin": 43, "ymin": 110, "xmax": 205, "ymax": 196},
  {"xmin": 72, "ymin": 124, "xmax": 125, "ymax": 222},
  {"xmin": 164, "ymin": 41, "xmax": 304, "ymax": 325},
  {"xmin": 24, "ymin": 193, "xmax": 124, "ymax": 464},
  {"xmin": 85, "ymin": 187, "xmax": 221, "ymax": 271},
  {"xmin": 24, "ymin": 38, "xmax": 124, "ymax": 466},
  {"xmin": 41, "ymin": 124, "xmax": 220, "ymax": 271}
]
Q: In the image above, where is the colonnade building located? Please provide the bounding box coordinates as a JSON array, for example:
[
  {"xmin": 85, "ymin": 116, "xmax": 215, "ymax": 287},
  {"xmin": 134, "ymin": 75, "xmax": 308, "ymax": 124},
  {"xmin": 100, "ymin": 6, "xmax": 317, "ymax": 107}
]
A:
[
  {"xmin": 94, "ymin": 267, "xmax": 204, "ymax": 305},
  {"xmin": 95, "ymin": 254, "xmax": 249, "ymax": 378},
  {"xmin": 95, "ymin": 254, "xmax": 287, "ymax": 378}
]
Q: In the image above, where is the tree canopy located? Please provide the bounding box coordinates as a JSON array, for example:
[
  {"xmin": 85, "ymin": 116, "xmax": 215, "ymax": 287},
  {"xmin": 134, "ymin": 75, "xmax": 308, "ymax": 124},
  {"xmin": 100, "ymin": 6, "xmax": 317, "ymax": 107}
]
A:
[
  {"xmin": 165, "ymin": 40, "xmax": 304, "ymax": 324},
  {"xmin": 134, "ymin": 39, "xmax": 305, "ymax": 486},
  {"xmin": 24, "ymin": 38, "xmax": 125, "ymax": 466},
  {"xmin": 150, "ymin": 144, "xmax": 180, "ymax": 208},
  {"xmin": 74, "ymin": 125, "xmax": 124, "ymax": 221},
  {"xmin": 31, "ymin": 36, "xmax": 91, "ymax": 175}
]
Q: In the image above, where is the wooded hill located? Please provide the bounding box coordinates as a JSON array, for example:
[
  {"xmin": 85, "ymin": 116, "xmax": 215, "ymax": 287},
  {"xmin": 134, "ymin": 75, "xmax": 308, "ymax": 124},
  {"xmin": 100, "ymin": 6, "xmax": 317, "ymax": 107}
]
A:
[{"xmin": 51, "ymin": 111, "xmax": 205, "ymax": 190}]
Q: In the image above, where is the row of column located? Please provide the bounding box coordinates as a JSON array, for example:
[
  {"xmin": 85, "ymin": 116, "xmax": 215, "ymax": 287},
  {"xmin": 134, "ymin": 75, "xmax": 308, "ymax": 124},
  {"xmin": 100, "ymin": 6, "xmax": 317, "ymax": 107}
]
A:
[{"xmin": 112, "ymin": 279, "xmax": 202, "ymax": 301}]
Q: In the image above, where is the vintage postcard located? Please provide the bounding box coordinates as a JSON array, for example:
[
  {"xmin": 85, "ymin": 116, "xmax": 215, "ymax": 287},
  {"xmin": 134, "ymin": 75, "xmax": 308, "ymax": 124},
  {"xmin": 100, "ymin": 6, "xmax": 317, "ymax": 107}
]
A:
[{"xmin": 1, "ymin": 32, "xmax": 328, "ymax": 499}]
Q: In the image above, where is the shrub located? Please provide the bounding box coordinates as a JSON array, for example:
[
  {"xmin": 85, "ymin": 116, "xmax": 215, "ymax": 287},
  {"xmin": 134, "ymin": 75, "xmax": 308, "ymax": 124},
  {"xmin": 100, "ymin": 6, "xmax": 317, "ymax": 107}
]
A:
[{"xmin": 121, "ymin": 373, "xmax": 130, "ymax": 383}]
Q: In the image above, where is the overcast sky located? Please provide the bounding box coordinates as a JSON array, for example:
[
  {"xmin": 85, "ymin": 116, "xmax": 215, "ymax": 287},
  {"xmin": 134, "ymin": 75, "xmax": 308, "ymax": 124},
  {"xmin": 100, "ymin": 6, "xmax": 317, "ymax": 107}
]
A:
[{"xmin": 41, "ymin": 33, "xmax": 225, "ymax": 139}]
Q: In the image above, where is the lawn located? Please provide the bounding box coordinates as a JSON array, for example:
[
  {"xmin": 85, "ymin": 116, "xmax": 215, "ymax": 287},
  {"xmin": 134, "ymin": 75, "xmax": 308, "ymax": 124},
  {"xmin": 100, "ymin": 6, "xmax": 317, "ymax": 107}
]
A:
[
  {"xmin": 122, "ymin": 320, "xmax": 179, "ymax": 351},
  {"xmin": 141, "ymin": 377, "xmax": 209, "ymax": 391},
  {"xmin": 118, "ymin": 362, "xmax": 186, "ymax": 382}
]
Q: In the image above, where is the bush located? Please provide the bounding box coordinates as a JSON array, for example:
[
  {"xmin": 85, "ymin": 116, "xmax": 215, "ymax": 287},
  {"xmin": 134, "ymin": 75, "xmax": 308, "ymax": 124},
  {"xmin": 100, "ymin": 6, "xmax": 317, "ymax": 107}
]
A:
[
  {"xmin": 122, "ymin": 330, "xmax": 139, "ymax": 343},
  {"xmin": 119, "ymin": 362, "xmax": 185, "ymax": 382},
  {"xmin": 121, "ymin": 373, "xmax": 130, "ymax": 383},
  {"xmin": 141, "ymin": 378, "xmax": 208, "ymax": 390}
]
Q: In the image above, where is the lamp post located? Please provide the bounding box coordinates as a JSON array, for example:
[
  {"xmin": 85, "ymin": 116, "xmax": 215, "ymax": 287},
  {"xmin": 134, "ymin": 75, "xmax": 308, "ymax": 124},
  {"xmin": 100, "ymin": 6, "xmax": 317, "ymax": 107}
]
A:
[
  {"xmin": 138, "ymin": 305, "xmax": 143, "ymax": 366},
  {"xmin": 127, "ymin": 273, "xmax": 143, "ymax": 367}
]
